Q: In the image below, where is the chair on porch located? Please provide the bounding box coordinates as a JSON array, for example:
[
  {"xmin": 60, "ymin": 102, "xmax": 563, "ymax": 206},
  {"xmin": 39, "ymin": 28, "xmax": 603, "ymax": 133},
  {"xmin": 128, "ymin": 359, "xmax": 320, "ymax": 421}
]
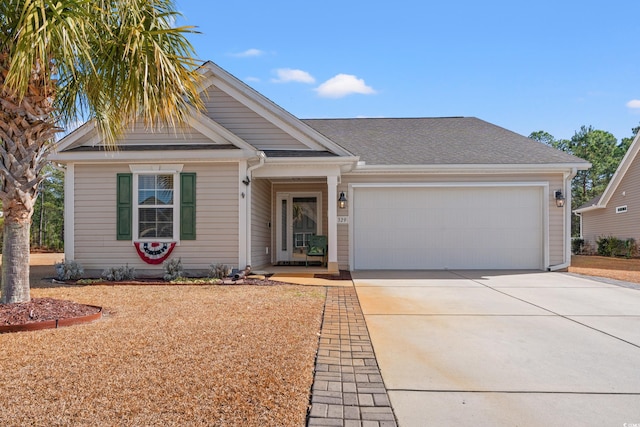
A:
[{"xmin": 306, "ymin": 235, "xmax": 327, "ymax": 267}]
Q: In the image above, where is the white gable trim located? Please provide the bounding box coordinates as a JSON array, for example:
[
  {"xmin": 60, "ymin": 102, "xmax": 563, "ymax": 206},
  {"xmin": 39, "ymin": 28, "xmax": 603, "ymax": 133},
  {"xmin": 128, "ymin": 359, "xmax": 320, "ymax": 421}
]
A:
[
  {"xmin": 186, "ymin": 107, "xmax": 255, "ymax": 151},
  {"xmin": 49, "ymin": 149, "xmax": 255, "ymax": 163},
  {"xmin": 54, "ymin": 121, "xmax": 98, "ymax": 152},
  {"xmin": 200, "ymin": 62, "xmax": 353, "ymax": 157},
  {"xmin": 590, "ymin": 130, "xmax": 640, "ymax": 210},
  {"xmin": 54, "ymin": 113, "xmax": 256, "ymax": 156}
]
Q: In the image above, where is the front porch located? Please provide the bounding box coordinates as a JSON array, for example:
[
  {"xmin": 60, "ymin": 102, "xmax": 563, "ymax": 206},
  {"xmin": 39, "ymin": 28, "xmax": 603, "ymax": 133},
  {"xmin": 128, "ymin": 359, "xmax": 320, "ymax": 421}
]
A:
[
  {"xmin": 246, "ymin": 171, "xmax": 344, "ymax": 274},
  {"xmin": 251, "ymin": 264, "xmax": 353, "ymax": 288}
]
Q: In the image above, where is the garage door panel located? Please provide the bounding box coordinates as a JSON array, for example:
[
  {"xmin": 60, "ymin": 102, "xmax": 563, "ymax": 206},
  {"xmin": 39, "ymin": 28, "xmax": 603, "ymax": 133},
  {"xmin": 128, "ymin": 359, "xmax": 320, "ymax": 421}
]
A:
[{"xmin": 353, "ymin": 186, "xmax": 543, "ymax": 270}]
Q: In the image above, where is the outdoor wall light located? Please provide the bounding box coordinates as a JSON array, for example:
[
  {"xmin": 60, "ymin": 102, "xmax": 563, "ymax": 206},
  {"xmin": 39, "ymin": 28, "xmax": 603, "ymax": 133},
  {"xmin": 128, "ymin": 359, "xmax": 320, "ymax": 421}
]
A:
[
  {"xmin": 338, "ymin": 191, "xmax": 347, "ymax": 209},
  {"xmin": 554, "ymin": 190, "xmax": 565, "ymax": 208}
]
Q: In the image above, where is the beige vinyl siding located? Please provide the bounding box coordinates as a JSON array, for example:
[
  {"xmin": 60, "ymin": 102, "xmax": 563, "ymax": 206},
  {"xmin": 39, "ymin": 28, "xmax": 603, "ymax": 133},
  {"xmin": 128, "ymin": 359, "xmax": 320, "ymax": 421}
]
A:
[
  {"xmin": 74, "ymin": 164, "xmax": 126, "ymax": 270},
  {"xmin": 336, "ymin": 184, "xmax": 350, "ymax": 270},
  {"xmin": 73, "ymin": 162, "xmax": 240, "ymax": 272},
  {"xmin": 204, "ymin": 86, "xmax": 310, "ymax": 150},
  {"xmin": 338, "ymin": 172, "xmax": 567, "ymax": 269},
  {"xmin": 116, "ymin": 122, "xmax": 212, "ymax": 146},
  {"xmin": 546, "ymin": 174, "xmax": 565, "ymax": 265},
  {"xmin": 251, "ymin": 178, "xmax": 272, "ymax": 267},
  {"xmin": 582, "ymin": 157, "xmax": 640, "ymax": 245}
]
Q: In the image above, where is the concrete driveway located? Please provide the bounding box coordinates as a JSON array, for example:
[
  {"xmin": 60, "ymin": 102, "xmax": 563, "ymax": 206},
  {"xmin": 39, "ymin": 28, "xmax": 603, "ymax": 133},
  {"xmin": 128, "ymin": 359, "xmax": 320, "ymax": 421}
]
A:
[{"xmin": 353, "ymin": 270, "xmax": 640, "ymax": 427}]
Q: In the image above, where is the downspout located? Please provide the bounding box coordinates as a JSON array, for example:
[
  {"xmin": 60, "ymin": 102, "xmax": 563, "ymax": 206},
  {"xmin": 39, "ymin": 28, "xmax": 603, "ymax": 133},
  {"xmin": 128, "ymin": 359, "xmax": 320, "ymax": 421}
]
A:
[
  {"xmin": 576, "ymin": 212, "xmax": 583, "ymax": 238},
  {"xmin": 245, "ymin": 151, "xmax": 266, "ymax": 268},
  {"xmin": 548, "ymin": 167, "xmax": 578, "ymax": 271}
]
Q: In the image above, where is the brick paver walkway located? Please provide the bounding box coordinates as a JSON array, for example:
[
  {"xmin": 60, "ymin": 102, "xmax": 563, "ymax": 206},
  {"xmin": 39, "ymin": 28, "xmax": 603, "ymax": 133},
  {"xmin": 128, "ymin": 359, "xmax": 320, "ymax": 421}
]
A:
[{"xmin": 307, "ymin": 287, "xmax": 397, "ymax": 427}]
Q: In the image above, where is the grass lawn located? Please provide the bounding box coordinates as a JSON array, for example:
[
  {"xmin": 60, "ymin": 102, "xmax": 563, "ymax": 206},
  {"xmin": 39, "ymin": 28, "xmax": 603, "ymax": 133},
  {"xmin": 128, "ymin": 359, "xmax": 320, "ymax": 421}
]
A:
[
  {"xmin": 570, "ymin": 255, "xmax": 640, "ymax": 284},
  {"xmin": 0, "ymin": 284, "xmax": 325, "ymax": 426}
]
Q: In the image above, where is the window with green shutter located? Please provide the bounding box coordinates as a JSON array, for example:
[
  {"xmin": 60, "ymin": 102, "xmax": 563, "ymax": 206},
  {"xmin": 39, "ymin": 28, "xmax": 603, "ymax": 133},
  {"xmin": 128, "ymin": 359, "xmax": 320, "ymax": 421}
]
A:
[
  {"xmin": 117, "ymin": 169, "xmax": 196, "ymax": 241},
  {"xmin": 180, "ymin": 173, "xmax": 196, "ymax": 240}
]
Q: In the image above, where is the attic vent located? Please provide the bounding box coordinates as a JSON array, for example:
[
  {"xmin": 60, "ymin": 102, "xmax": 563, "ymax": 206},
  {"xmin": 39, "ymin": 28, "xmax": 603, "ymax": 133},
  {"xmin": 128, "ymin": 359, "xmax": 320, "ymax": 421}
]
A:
[{"xmin": 616, "ymin": 205, "xmax": 628, "ymax": 214}]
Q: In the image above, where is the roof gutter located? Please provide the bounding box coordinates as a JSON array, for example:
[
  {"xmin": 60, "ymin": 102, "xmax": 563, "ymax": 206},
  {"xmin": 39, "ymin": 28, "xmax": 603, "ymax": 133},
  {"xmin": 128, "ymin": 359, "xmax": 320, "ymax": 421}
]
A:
[
  {"xmin": 349, "ymin": 162, "xmax": 591, "ymax": 175},
  {"xmin": 264, "ymin": 155, "xmax": 359, "ymax": 165},
  {"xmin": 573, "ymin": 204, "xmax": 603, "ymax": 214}
]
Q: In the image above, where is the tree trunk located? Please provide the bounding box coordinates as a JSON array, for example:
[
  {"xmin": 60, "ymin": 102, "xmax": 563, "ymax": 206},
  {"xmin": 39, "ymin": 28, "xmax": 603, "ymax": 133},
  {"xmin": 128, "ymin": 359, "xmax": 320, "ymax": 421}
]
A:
[
  {"xmin": 1, "ymin": 219, "xmax": 31, "ymax": 303},
  {"xmin": 0, "ymin": 52, "xmax": 57, "ymax": 304}
]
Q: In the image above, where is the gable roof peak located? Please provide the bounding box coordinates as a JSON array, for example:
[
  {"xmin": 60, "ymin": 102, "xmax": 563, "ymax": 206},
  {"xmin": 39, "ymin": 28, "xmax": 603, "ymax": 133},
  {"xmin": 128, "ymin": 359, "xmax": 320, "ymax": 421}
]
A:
[{"xmin": 574, "ymin": 128, "xmax": 640, "ymax": 212}]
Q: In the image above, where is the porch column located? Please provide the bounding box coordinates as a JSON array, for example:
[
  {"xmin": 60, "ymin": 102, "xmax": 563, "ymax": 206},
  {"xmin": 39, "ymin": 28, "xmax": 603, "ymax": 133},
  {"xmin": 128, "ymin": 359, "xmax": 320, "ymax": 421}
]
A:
[{"xmin": 327, "ymin": 175, "xmax": 339, "ymax": 273}]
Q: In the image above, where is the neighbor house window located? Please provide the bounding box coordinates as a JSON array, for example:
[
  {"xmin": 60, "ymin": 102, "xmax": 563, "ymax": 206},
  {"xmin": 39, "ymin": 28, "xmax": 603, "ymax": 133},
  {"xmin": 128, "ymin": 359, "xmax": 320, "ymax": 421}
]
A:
[{"xmin": 616, "ymin": 205, "xmax": 628, "ymax": 214}]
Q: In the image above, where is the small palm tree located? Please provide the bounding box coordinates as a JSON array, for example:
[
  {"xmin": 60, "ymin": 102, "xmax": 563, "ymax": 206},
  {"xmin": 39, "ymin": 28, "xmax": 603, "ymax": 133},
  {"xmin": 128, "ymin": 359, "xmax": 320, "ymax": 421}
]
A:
[{"xmin": 0, "ymin": 0, "xmax": 203, "ymax": 303}]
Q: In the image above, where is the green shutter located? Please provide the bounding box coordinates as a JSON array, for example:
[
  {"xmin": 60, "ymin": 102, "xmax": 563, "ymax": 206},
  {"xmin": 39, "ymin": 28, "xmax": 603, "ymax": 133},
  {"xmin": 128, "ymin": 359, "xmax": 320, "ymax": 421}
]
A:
[
  {"xmin": 116, "ymin": 173, "xmax": 132, "ymax": 240},
  {"xmin": 180, "ymin": 173, "xmax": 196, "ymax": 240}
]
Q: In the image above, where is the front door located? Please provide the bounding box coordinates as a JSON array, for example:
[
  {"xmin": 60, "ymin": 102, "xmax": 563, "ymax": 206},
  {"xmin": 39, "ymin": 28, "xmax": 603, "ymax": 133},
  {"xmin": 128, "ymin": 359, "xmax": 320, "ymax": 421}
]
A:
[{"xmin": 276, "ymin": 192, "xmax": 322, "ymax": 263}]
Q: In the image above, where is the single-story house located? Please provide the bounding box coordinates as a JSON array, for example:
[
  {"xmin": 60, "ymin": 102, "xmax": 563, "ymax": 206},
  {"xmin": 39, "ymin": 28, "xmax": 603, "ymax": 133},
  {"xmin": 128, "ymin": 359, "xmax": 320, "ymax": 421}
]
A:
[
  {"xmin": 51, "ymin": 61, "xmax": 590, "ymax": 275},
  {"xmin": 574, "ymin": 130, "xmax": 640, "ymax": 248}
]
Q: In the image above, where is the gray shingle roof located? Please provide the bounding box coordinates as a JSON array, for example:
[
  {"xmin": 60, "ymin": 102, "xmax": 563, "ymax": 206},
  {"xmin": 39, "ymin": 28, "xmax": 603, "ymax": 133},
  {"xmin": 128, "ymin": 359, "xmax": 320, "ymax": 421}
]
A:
[
  {"xmin": 576, "ymin": 194, "xmax": 603, "ymax": 210},
  {"xmin": 302, "ymin": 117, "xmax": 588, "ymax": 166}
]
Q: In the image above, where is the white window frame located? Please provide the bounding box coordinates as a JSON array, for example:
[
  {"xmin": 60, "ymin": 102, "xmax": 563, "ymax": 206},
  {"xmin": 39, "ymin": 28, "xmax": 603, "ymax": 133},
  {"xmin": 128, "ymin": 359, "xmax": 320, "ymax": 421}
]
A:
[
  {"xmin": 130, "ymin": 164, "xmax": 183, "ymax": 242},
  {"xmin": 616, "ymin": 205, "xmax": 628, "ymax": 214}
]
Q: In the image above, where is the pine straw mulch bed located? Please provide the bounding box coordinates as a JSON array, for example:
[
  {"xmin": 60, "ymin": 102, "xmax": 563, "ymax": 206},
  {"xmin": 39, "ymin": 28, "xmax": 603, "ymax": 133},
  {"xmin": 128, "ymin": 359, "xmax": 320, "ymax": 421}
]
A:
[
  {"xmin": 569, "ymin": 255, "xmax": 640, "ymax": 284},
  {"xmin": 0, "ymin": 284, "xmax": 325, "ymax": 426}
]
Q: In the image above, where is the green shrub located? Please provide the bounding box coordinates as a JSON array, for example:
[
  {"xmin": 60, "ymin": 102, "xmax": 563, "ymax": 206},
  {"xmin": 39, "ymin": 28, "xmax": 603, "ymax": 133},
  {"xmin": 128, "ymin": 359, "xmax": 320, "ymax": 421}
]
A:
[
  {"xmin": 54, "ymin": 259, "xmax": 84, "ymax": 281},
  {"xmin": 163, "ymin": 258, "xmax": 184, "ymax": 281},
  {"xmin": 571, "ymin": 238, "xmax": 585, "ymax": 254},
  {"xmin": 596, "ymin": 236, "xmax": 636, "ymax": 258},
  {"xmin": 208, "ymin": 263, "xmax": 232, "ymax": 279},
  {"xmin": 101, "ymin": 264, "xmax": 136, "ymax": 281},
  {"xmin": 624, "ymin": 238, "xmax": 638, "ymax": 258}
]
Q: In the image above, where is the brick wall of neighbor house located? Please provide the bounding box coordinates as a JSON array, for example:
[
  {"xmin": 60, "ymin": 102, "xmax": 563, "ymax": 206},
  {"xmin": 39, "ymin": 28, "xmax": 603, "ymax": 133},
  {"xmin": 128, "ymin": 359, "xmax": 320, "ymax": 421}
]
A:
[
  {"xmin": 250, "ymin": 178, "xmax": 272, "ymax": 268},
  {"xmin": 204, "ymin": 86, "xmax": 309, "ymax": 151},
  {"xmin": 582, "ymin": 158, "xmax": 640, "ymax": 246},
  {"xmin": 337, "ymin": 173, "xmax": 567, "ymax": 270},
  {"xmin": 73, "ymin": 162, "xmax": 240, "ymax": 272}
]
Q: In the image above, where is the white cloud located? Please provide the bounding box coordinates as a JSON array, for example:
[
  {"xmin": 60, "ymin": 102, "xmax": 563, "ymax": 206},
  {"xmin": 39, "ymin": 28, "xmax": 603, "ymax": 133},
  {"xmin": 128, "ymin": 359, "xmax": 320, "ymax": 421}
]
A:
[
  {"xmin": 626, "ymin": 99, "xmax": 640, "ymax": 109},
  {"xmin": 231, "ymin": 48, "xmax": 265, "ymax": 58},
  {"xmin": 272, "ymin": 68, "xmax": 315, "ymax": 84},
  {"xmin": 315, "ymin": 74, "xmax": 376, "ymax": 98}
]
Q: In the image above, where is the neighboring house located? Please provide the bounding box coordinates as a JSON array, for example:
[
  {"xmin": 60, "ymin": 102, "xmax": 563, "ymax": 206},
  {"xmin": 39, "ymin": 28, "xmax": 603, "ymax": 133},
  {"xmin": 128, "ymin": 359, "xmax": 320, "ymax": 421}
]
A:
[
  {"xmin": 50, "ymin": 61, "xmax": 590, "ymax": 275},
  {"xmin": 574, "ymin": 130, "xmax": 640, "ymax": 248}
]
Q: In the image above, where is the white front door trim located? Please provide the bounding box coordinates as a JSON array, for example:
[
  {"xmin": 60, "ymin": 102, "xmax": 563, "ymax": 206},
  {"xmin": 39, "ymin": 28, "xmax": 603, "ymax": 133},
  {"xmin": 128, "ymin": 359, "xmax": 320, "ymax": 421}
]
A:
[{"xmin": 275, "ymin": 191, "xmax": 323, "ymax": 263}]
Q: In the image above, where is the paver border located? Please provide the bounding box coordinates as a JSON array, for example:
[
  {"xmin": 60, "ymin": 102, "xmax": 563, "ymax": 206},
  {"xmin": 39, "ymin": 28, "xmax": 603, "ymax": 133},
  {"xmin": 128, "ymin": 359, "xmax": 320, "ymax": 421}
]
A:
[{"xmin": 307, "ymin": 286, "xmax": 397, "ymax": 427}]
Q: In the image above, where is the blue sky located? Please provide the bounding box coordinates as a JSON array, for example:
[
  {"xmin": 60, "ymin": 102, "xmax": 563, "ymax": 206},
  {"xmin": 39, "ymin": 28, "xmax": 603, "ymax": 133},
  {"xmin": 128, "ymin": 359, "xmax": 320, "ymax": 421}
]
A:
[{"xmin": 176, "ymin": 0, "xmax": 640, "ymax": 142}]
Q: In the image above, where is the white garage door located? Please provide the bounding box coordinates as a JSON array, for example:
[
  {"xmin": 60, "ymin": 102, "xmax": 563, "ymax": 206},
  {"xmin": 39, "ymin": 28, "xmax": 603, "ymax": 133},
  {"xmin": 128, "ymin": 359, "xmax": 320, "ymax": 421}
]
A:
[{"xmin": 353, "ymin": 186, "xmax": 543, "ymax": 270}]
